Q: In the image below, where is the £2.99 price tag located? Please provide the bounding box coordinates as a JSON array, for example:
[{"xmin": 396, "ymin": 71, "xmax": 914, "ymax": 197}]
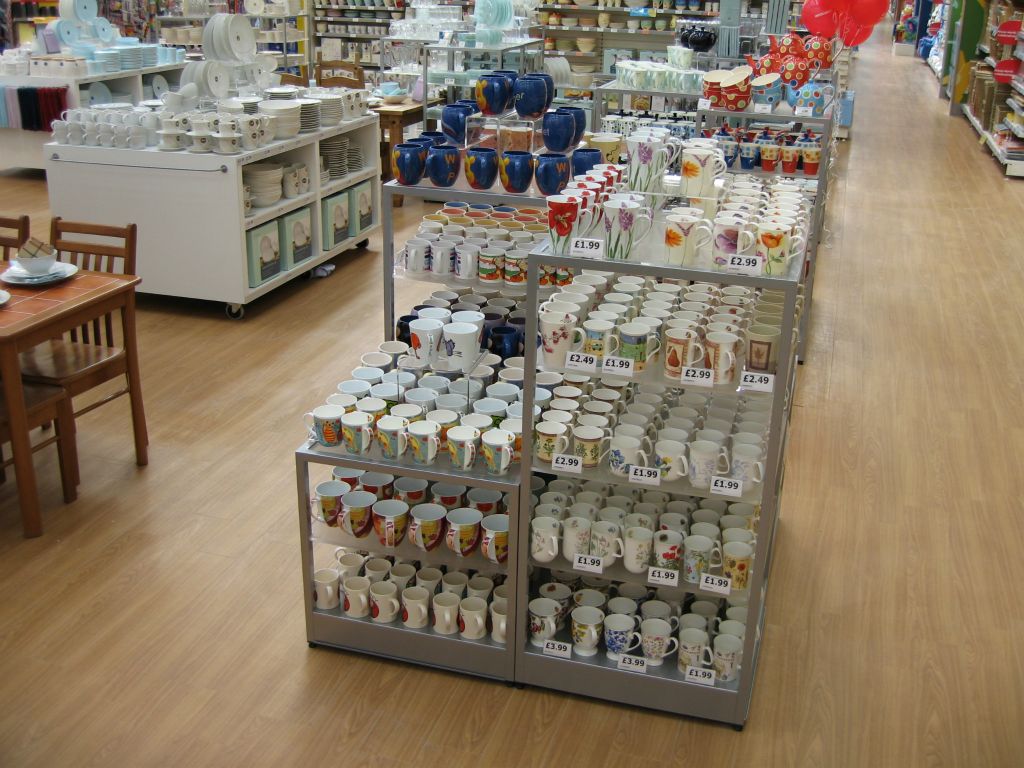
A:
[
  {"xmin": 753, "ymin": 103, "xmax": 772, "ymax": 114},
  {"xmin": 681, "ymin": 367, "xmax": 714, "ymax": 388},
  {"xmin": 629, "ymin": 465, "xmax": 661, "ymax": 487},
  {"xmin": 794, "ymin": 106, "xmax": 813, "ymax": 117},
  {"xmin": 570, "ymin": 237, "xmax": 605, "ymax": 258},
  {"xmin": 617, "ymin": 655, "xmax": 647, "ymax": 673},
  {"xmin": 740, "ymin": 371, "xmax": 775, "ymax": 393},
  {"xmin": 543, "ymin": 639, "xmax": 572, "ymax": 658},
  {"xmin": 710, "ymin": 476, "xmax": 742, "ymax": 498},
  {"xmin": 700, "ymin": 573, "xmax": 732, "ymax": 595},
  {"xmin": 697, "ymin": 98, "xmax": 712, "ymax": 110},
  {"xmin": 564, "ymin": 351, "xmax": 597, "ymax": 373},
  {"xmin": 573, "ymin": 553, "xmax": 604, "ymax": 574},
  {"xmin": 551, "ymin": 453, "xmax": 583, "ymax": 474},
  {"xmin": 647, "ymin": 566, "xmax": 680, "ymax": 587},
  {"xmin": 727, "ymin": 254, "xmax": 762, "ymax": 276},
  {"xmin": 684, "ymin": 665, "xmax": 716, "ymax": 687},
  {"xmin": 602, "ymin": 356, "xmax": 634, "ymax": 377}
]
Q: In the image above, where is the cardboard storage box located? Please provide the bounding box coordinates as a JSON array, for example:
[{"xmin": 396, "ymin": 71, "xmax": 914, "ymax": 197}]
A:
[
  {"xmin": 281, "ymin": 206, "xmax": 314, "ymax": 269},
  {"xmin": 246, "ymin": 220, "xmax": 281, "ymax": 288}
]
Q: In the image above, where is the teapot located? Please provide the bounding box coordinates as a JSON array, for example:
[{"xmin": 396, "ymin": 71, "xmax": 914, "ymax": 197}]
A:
[
  {"xmin": 778, "ymin": 55, "xmax": 816, "ymax": 89},
  {"xmin": 678, "ymin": 24, "xmax": 697, "ymax": 47},
  {"xmin": 744, "ymin": 52, "xmax": 782, "ymax": 76},
  {"xmin": 803, "ymin": 36, "xmax": 834, "ymax": 69},
  {"xmin": 769, "ymin": 33, "xmax": 805, "ymax": 59},
  {"xmin": 688, "ymin": 26, "xmax": 717, "ymax": 53},
  {"xmin": 786, "ymin": 80, "xmax": 835, "ymax": 117}
]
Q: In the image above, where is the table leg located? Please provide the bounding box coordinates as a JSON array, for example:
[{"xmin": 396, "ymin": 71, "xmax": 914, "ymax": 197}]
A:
[
  {"xmin": 1, "ymin": 345, "xmax": 42, "ymax": 537},
  {"xmin": 120, "ymin": 292, "xmax": 149, "ymax": 467}
]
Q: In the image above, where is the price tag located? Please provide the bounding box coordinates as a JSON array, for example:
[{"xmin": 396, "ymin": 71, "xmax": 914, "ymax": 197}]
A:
[
  {"xmin": 617, "ymin": 655, "xmax": 648, "ymax": 673},
  {"xmin": 565, "ymin": 351, "xmax": 597, "ymax": 373},
  {"xmin": 443, "ymin": 77, "xmax": 456, "ymax": 86},
  {"xmin": 647, "ymin": 566, "xmax": 680, "ymax": 587},
  {"xmin": 573, "ymin": 553, "xmax": 604, "ymax": 573},
  {"xmin": 700, "ymin": 573, "xmax": 732, "ymax": 595},
  {"xmin": 753, "ymin": 103, "xmax": 771, "ymax": 114},
  {"xmin": 727, "ymin": 254, "xmax": 762, "ymax": 276},
  {"xmin": 651, "ymin": 96, "xmax": 666, "ymax": 113},
  {"xmin": 794, "ymin": 106, "xmax": 813, "ymax": 117},
  {"xmin": 740, "ymin": 371, "xmax": 775, "ymax": 393},
  {"xmin": 542, "ymin": 639, "xmax": 572, "ymax": 658},
  {"xmin": 710, "ymin": 476, "xmax": 742, "ymax": 498},
  {"xmin": 467, "ymin": 79, "xmax": 477, "ymax": 87},
  {"xmin": 697, "ymin": 98, "xmax": 712, "ymax": 111},
  {"xmin": 629, "ymin": 465, "xmax": 661, "ymax": 487},
  {"xmin": 681, "ymin": 366, "xmax": 714, "ymax": 388},
  {"xmin": 552, "ymin": 453, "xmax": 583, "ymax": 474},
  {"xmin": 684, "ymin": 665, "xmax": 716, "ymax": 687},
  {"xmin": 601, "ymin": 356, "xmax": 634, "ymax": 377},
  {"xmin": 570, "ymin": 237, "xmax": 605, "ymax": 258}
]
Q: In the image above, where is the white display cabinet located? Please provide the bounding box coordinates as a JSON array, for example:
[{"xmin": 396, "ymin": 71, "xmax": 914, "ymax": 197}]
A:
[{"xmin": 45, "ymin": 113, "xmax": 381, "ymax": 317}]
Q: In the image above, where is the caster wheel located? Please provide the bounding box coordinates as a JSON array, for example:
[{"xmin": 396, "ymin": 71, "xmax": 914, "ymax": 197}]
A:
[
  {"xmin": 356, "ymin": 239, "xmax": 369, "ymax": 249},
  {"xmin": 225, "ymin": 303, "xmax": 245, "ymax": 320},
  {"xmin": 308, "ymin": 641, "xmax": 318, "ymax": 649},
  {"xmin": 732, "ymin": 723, "xmax": 745, "ymax": 732},
  {"xmin": 514, "ymin": 683, "xmax": 526, "ymax": 690}
]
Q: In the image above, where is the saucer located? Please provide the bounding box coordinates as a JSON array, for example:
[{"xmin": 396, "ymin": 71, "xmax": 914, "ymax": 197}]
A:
[
  {"xmin": 1, "ymin": 262, "xmax": 79, "ymax": 286},
  {"xmin": 0, "ymin": 289, "xmax": 10, "ymax": 306}
]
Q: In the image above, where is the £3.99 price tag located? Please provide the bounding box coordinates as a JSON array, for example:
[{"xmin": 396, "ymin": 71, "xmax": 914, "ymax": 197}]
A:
[
  {"xmin": 573, "ymin": 553, "xmax": 604, "ymax": 574},
  {"xmin": 629, "ymin": 465, "xmax": 661, "ymax": 487},
  {"xmin": 564, "ymin": 351, "xmax": 597, "ymax": 373},
  {"xmin": 543, "ymin": 639, "xmax": 572, "ymax": 658},
  {"xmin": 710, "ymin": 476, "xmax": 742, "ymax": 497},
  {"xmin": 681, "ymin": 367, "xmax": 714, "ymax": 388},
  {"xmin": 617, "ymin": 655, "xmax": 647, "ymax": 673},
  {"xmin": 684, "ymin": 665, "xmax": 716, "ymax": 687},
  {"xmin": 700, "ymin": 573, "xmax": 732, "ymax": 595},
  {"xmin": 551, "ymin": 453, "xmax": 583, "ymax": 474},
  {"xmin": 602, "ymin": 356, "xmax": 634, "ymax": 377},
  {"xmin": 727, "ymin": 254, "xmax": 762, "ymax": 276},
  {"xmin": 697, "ymin": 98, "xmax": 712, "ymax": 110},
  {"xmin": 570, "ymin": 238, "xmax": 605, "ymax": 259},
  {"xmin": 647, "ymin": 566, "xmax": 680, "ymax": 587},
  {"xmin": 740, "ymin": 371, "xmax": 775, "ymax": 393},
  {"xmin": 794, "ymin": 106, "xmax": 813, "ymax": 117},
  {"xmin": 753, "ymin": 103, "xmax": 772, "ymax": 114}
]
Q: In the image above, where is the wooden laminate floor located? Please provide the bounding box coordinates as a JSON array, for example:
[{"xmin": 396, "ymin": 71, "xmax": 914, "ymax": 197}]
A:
[{"xmin": 2, "ymin": 33, "xmax": 1023, "ymax": 766}]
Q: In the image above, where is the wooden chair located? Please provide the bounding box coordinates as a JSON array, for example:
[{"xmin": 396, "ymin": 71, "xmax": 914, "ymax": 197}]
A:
[
  {"xmin": 278, "ymin": 72, "xmax": 307, "ymax": 87},
  {"xmin": 0, "ymin": 214, "xmax": 30, "ymax": 260},
  {"xmin": 315, "ymin": 58, "xmax": 365, "ymax": 89},
  {"xmin": 0, "ymin": 382, "xmax": 80, "ymax": 508},
  {"xmin": 19, "ymin": 217, "xmax": 149, "ymax": 466}
]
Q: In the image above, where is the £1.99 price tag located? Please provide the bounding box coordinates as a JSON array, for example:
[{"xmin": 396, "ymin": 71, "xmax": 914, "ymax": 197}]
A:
[
  {"xmin": 710, "ymin": 476, "xmax": 742, "ymax": 497},
  {"xmin": 617, "ymin": 655, "xmax": 647, "ymax": 673},
  {"xmin": 697, "ymin": 98, "xmax": 712, "ymax": 111},
  {"xmin": 753, "ymin": 103, "xmax": 772, "ymax": 114},
  {"xmin": 570, "ymin": 238, "xmax": 605, "ymax": 259},
  {"xmin": 681, "ymin": 366, "xmax": 714, "ymax": 388},
  {"xmin": 573, "ymin": 553, "xmax": 604, "ymax": 574},
  {"xmin": 443, "ymin": 77, "xmax": 456, "ymax": 86},
  {"xmin": 602, "ymin": 356, "xmax": 634, "ymax": 377},
  {"xmin": 647, "ymin": 566, "xmax": 680, "ymax": 587},
  {"xmin": 551, "ymin": 453, "xmax": 583, "ymax": 474},
  {"xmin": 727, "ymin": 254, "xmax": 762, "ymax": 276},
  {"xmin": 740, "ymin": 371, "xmax": 775, "ymax": 393},
  {"xmin": 564, "ymin": 351, "xmax": 597, "ymax": 373},
  {"xmin": 543, "ymin": 639, "xmax": 572, "ymax": 658},
  {"xmin": 684, "ymin": 665, "xmax": 716, "ymax": 687},
  {"xmin": 700, "ymin": 573, "xmax": 732, "ymax": 595},
  {"xmin": 629, "ymin": 465, "xmax": 661, "ymax": 487},
  {"xmin": 794, "ymin": 106, "xmax": 813, "ymax": 117}
]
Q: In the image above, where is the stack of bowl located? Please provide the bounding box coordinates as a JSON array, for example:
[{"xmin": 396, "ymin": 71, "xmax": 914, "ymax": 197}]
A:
[
  {"xmin": 243, "ymin": 163, "xmax": 285, "ymax": 208},
  {"xmin": 259, "ymin": 100, "xmax": 302, "ymax": 139}
]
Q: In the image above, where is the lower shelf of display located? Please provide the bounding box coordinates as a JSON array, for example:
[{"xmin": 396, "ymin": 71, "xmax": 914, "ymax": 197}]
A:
[
  {"xmin": 311, "ymin": 607, "xmax": 508, "ymax": 650},
  {"xmin": 385, "ymin": 178, "xmax": 547, "ymax": 202},
  {"xmin": 245, "ymin": 229, "xmax": 375, "ymax": 301},
  {"xmin": 522, "ymin": 635, "xmax": 740, "ymax": 692}
]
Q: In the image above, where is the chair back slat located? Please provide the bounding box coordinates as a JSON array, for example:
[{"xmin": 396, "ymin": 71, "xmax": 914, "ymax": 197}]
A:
[
  {"xmin": 0, "ymin": 215, "xmax": 30, "ymax": 261},
  {"xmin": 50, "ymin": 217, "xmax": 137, "ymax": 347}
]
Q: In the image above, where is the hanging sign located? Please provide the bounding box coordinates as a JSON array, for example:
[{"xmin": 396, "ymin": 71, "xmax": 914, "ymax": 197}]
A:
[{"xmin": 995, "ymin": 20, "xmax": 1022, "ymax": 46}]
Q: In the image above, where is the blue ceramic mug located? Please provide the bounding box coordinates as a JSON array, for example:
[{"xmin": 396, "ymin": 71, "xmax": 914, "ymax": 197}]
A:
[
  {"xmin": 391, "ymin": 142, "xmax": 427, "ymax": 185},
  {"xmin": 476, "ymin": 74, "xmax": 511, "ymax": 116},
  {"xmin": 542, "ymin": 111, "xmax": 576, "ymax": 153},
  {"xmin": 465, "ymin": 146, "xmax": 499, "ymax": 190},
  {"xmin": 442, "ymin": 103, "xmax": 475, "ymax": 144},
  {"xmin": 499, "ymin": 150, "xmax": 535, "ymax": 193},
  {"xmin": 513, "ymin": 75, "xmax": 548, "ymax": 119},
  {"xmin": 419, "ymin": 130, "xmax": 446, "ymax": 146},
  {"xmin": 571, "ymin": 147, "xmax": 603, "ymax": 177},
  {"xmin": 426, "ymin": 145, "xmax": 461, "ymax": 187},
  {"xmin": 493, "ymin": 70, "xmax": 519, "ymax": 109},
  {"xmin": 406, "ymin": 136, "xmax": 434, "ymax": 149},
  {"xmin": 556, "ymin": 106, "xmax": 587, "ymax": 147},
  {"xmin": 535, "ymin": 153, "xmax": 571, "ymax": 195},
  {"xmin": 739, "ymin": 141, "xmax": 759, "ymax": 171},
  {"xmin": 528, "ymin": 72, "xmax": 555, "ymax": 110},
  {"xmin": 489, "ymin": 326, "xmax": 520, "ymax": 359}
]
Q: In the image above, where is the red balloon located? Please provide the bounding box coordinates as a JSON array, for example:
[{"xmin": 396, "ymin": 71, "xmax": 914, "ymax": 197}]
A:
[
  {"xmin": 820, "ymin": 0, "xmax": 852, "ymax": 10},
  {"xmin": 847, "ymin": 0, "xmax": 888, "ymax": 26},
  {"xmin": 839, "ymin": 14, "xmax": 874, "ymax": 46},
  {"xmin": 801, "ymin": 0, "xmax": 840, "ymax": 37}
]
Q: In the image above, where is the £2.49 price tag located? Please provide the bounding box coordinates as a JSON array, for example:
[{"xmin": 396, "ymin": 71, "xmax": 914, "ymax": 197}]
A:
[
  {"xmin": 727, "ymin": 254, "xmax": 762, "ymax": 276},
  {"xmin": 710, "ymin": 476, "xmax": 742, "ymax": 498},
  {"xmin": 571, "ymin": 238, "xmax": 605, "ymax": 258},
  {"xmin": 684, "ymin": 665, "xmax": 716, "ymax": 687},
  {"xmin": 543, "ymin": 639, "xmax": 571, "ymax": 658},
  {"xmin": 617, "ymin": 655, "xmax": 648, "ymax": 673},
  {"xmin": 551, "ymin": 453, "xmax": 583, "ymax": 474},
  {"xmin": 629, "ymin": 465, "xmax": 661, "ymax": 487},
  {"xmin": 697, "ymin": 98, "xmax": 712, "ymax": 111},
  {"xmin": 681, "ymin": 367, "xmax": 714, "ymax": 388},
  {"xmin": 573, "ymin": 553, "xmax": 604, "ymax": 574},
  {"xmin": 740, "ymin": 371, "xmax": 775, "ymax": 393},
  {"xmin": 602, "ymin": 356, "xmax": 634, "ymax": 377},
  {"xmin": 700, "ymin": 573, "xmax": 732, "ymax": 595},
  {"xmin": 647, "ymin": 566, "xmax": 680, "ymax": 587},
  {"xmin": 564, "ymin": 351, "xmax": 597, "ymax": 374}
]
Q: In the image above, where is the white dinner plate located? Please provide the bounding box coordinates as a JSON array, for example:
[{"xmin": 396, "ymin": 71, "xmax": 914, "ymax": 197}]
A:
[{"xmin": 1, "ymin": 262, "xmax": 79, "ymax": 286}]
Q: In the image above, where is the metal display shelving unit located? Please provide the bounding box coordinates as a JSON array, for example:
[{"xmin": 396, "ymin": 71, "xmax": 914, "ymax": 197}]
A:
[{"xmin": 513, "ymin": 242, "xmax": 804, "ymax": 726}]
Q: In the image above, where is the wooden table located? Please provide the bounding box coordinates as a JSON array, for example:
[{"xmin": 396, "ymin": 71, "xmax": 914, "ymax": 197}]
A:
[
  {"xmin": 372, "ymin": 98, "xmax": 443, "ymax": 207},
  {"xmin": 0, "ymin": 269, "xmax": 145, "ymax": 537}
]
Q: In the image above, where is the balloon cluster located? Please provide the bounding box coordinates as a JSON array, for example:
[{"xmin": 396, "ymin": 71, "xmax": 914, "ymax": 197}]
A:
[{"xmin": 800, "ymin": 0, "xmax": 888, "ymax": 47}]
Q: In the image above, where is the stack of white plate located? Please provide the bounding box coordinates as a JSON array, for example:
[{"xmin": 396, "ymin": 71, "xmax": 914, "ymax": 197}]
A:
[
  {"xmin": 116, "ymin": 45, "xmax": 144, "ymax": 71},
  {"xmin": 320, "ymin": 134, "xmax": 349, "ymax": 179},
  {"xmin": 96, "ymin": 50, "xmax": 120, "ymax": 72},
  {"xmin": 140, "ymin": 44, "xmax": 158, "ymax": 66},
  {"xmin": 312, "ymin": 93, "xmax": 343, "ymax": 126},
  {"xmin": 347, "ymin": 145, "xmax": 364, "ymax": 172},
  {"xmin": 297, "ymin": 99, "xmax": 321, "ymax": 132},
  {"xmin": 258, "ymin": 100, "xmax": 301, "ymax": 139},
  {"xmin": 84, "ymin": 80, "xmax": 112, "ymax": 106},
  {"xmin": 243, "ymin": 163, "xmax": 284, "ymax": 208},
  {"xmin": 265, "ymin": 85, "xmax": 300, "ymax": 100}
]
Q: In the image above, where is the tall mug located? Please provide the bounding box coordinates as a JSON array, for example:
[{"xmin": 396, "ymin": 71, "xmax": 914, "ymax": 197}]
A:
[
  {"xmin": 539, "ymin": 311, "xmax": 584, "ymax": 368},
  {"xmin": 711, "ymin": 217, "xmax": 755, "ymax": 270},
  {"xmin": 679, "ymin": 147, "xmax": 727, "ymax": 198},
  {"xmin": 664, "ymin": 214, "xmax": 712, "ymax": 267},
  {"xmin": 603, "ymin": 200, "xmax": 654, "ymax": 261},
  {"xmin": 663, "ymin": 326, "xmax": 705, "ymax": 380}
]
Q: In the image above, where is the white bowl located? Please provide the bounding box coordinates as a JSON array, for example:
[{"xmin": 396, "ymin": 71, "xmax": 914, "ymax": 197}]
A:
[{"xmin": 17, "ymin": 254, "xmax": 56, "ymax": 276}]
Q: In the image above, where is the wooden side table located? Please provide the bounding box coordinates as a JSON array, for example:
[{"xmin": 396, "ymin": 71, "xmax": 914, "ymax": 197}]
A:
[{"xmin": 372, "ymin": 99, "xmax": 443, "ymax": 207}]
